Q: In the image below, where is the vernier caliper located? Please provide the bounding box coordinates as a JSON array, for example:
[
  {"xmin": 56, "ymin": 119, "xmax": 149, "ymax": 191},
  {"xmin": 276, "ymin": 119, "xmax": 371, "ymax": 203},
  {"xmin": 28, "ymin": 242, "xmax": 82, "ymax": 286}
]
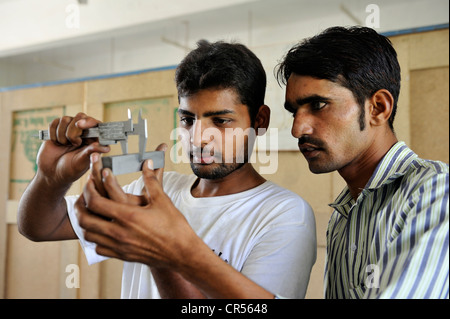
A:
[{"xmin": 38, "ymin": 109, "xmax": 164, "ymax": 175}]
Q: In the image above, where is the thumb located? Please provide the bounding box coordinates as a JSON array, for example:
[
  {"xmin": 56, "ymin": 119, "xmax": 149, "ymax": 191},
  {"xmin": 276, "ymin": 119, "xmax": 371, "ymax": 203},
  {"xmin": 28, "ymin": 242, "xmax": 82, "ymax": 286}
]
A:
[{"xmin": 142, "ymin": 159, "xmax": 164, "ymax": 202}]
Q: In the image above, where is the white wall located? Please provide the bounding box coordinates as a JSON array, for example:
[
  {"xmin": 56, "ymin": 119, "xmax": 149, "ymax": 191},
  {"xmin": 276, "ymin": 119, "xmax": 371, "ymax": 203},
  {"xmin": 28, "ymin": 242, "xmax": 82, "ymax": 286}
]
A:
[{"xmin": 0, "ymin": 0, "xmax": 448, "ymax": 89}]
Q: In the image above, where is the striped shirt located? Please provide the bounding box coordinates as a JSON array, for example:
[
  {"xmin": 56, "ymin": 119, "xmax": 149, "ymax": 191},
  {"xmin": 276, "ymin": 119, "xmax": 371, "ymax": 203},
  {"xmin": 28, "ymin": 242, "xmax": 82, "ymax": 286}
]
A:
[{"xmin": 324, "ymin": 142, "xmax": 449, "ymax": 299}]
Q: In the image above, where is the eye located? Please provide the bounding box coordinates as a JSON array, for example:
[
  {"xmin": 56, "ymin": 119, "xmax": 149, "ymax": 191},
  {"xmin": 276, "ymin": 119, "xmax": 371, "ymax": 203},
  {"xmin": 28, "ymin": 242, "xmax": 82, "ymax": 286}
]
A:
[
  {"xmin": 179, "ymin": 117, "xmax": 194, "ymax": 126},
  {"xmin": 311, "ymin": 101, "xmax": 327, "ymax": 110},
  {"xmin": 213, "ymin": 118, "xmax": 232, "ymax": 126}
]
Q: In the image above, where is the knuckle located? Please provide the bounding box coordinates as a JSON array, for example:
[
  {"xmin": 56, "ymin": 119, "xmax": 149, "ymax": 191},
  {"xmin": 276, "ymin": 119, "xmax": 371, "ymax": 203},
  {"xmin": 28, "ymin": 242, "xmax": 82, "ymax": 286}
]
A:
[
  {"xmin": 75, "ymin": 210, "xmax": 89, "ymax": 229},
  {"xmin": 85, "ymin": 198, "xmax": 102, "ymax": 216},
  {"xmin": 60, "ymin": 116, "xmax": 73, "ymax": 125},
  {"xmin": 50, "ymin": 118, "xmax": 60, "ymax": 128},
  {"xmin": 74, "ymin": 112, "xmax": 87, "ymax": 119}
]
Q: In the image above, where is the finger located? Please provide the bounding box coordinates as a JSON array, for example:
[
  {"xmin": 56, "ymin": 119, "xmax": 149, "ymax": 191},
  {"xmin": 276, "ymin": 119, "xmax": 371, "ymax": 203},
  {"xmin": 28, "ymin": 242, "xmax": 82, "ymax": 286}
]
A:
[
  {"xmin": 142, "ymin": 159, "xmax": 165, "ymax": 201},
  {"xmin": 74, "ymin": 192, "xmax": 86, "ymax": 211},
  {"xmin": 153, "ymin": 143, "xmax": 168, "ymax": 184},
  {"xmin": 66, "ymin": 113, "xmax": 86, "ymax": 146},
  {"xmin": 74, "ymin": 114, "xmax": 102, "ymax": 146},
  {"xmin": 48, "ymin": 118, "xmax": 60, "ymax": 145},
  {"xmin": 78, "ymin": 141, "xmax": 111, "ymax": 158},
  {"xmin": 155, "ymin": 143, "xmax": 168, "ymax": 152},
  {"xmin": 75, "ymin": 115, "xmax": 101, "ymax": 130},
  {"xmin": 66, "ymin": 143, "xmax": 110, "ymax": 180},
  {"xmin": 90, "ymin": 152, "xmax": 107, "ymax": 197},
  {"xmin": 83, "ymin": 228, "xmax": 120, "ymax": 252},
  {"xmin": 93, "ymin": 242, "xmax": 146, "ymax": 264},
  {"xmin": 77, "ymin": 200, "xmax": 121, "ymax": 245},
  {"xmin": 125, "ymin": 193, "xmax": 149, "ymax": 206},
  {"xmin": 75, "ymin": 192, "xmax": 110, "ymax": 235},
  {"xmin": 94, "ymin": 244, "xmax": 122, "ymax": 260},
  {"xmin": 82, "ymin": 178, "xmax": 131, "ymax": 222},
  {"xmin": 56, "ymin": 116, "xmax": 74, "ymax": 145},
  {"xmin": 101, "ymin": 168, "xmax": 129, "ymax": 204}
]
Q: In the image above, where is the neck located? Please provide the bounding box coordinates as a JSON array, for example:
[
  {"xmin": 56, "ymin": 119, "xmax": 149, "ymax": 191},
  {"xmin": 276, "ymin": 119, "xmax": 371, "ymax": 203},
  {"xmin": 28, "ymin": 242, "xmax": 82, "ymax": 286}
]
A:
[
  {"xmin": 339, "ymin": 133, "xmax": 398, "ymax": 200},
  {"xmin": 191, "ymin": 163, "xmax": 266, "ymax": 198}
]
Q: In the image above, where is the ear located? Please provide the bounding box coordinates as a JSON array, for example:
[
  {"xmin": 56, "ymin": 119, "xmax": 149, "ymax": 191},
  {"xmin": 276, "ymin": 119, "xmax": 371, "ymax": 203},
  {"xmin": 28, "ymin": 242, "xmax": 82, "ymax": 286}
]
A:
[
  {"xmin": 368, "ymin": 89, "xmax": 394, "ymax": 127},
  {"xmin": 254, "ymin": 105, "xmax": 271, "ymax": 136}
]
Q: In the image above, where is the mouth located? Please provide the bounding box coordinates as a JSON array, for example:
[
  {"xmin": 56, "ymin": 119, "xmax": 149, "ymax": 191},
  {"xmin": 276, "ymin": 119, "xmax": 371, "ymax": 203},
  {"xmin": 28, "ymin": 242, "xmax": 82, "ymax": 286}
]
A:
[
  {"xmin": 298, "ymin": 143, "xmax": 322, "ymax": 159},
  {"xmin": 191, "ymin": 152, "xmax": 219, "ymax": 164}
]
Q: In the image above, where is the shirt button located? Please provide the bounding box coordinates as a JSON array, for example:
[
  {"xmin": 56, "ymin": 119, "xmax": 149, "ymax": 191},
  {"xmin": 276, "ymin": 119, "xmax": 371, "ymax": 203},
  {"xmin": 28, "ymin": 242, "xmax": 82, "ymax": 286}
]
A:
[{"xmin": 351, "ymin": 244, "xmax": 357, "ymax": 252}]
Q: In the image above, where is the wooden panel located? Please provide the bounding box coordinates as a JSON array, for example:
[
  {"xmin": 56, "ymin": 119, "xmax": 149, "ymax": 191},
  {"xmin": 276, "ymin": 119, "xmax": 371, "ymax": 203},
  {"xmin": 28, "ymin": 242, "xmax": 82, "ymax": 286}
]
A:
[
  {"xmin": 390, "ymin": 35, "xmax": 411, "ymax": 144},
  {"xmin": 5, "ymin": 225, "xmax": 61, "ymax": 299},
  {"xmin": 1, "ymin": 83, "xmax": 84, "ymax": 299},
  {"xmin": 0, "ymin": 92, "xmax": 9, "ymax": 298},
  {"xmin": 410, "ymin": 67, "xmax": 449, "ymax": 163},
  {"xmin": 409, "ymin": 29, "xmax": 449, "ymax": 70},
  {"xmin": 9, "ymin": 106, "xmax": 66, "ymax": 200},
  {"xmin": 305, "ymin": 246, "xmax": 326, "ymax": 299}
]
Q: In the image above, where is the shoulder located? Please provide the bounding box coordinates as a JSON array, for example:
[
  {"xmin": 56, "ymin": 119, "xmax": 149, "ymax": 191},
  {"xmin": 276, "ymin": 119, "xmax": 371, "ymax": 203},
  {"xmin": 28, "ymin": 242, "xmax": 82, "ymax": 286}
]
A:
[
  {"xmin": 411, "ymin": 157, "xmax": 449, "ymax": 176},
  {"xmin": 403, "ymin": 157, "xmax": 449, "ymax": 196},
  {"xmin": 162, "ymin": 171, "xmax": 197, "ymax": 193},
  {"xmin": 396, "ymin": 157, "xmax": 449, "ymax": 231},
  {"xmin": 262, "ymin": 181, "xmax": 311, "ymax": 207},
  {"xmin": 256, "ymin": 181, "xmax": 315, "ymax": 226}
]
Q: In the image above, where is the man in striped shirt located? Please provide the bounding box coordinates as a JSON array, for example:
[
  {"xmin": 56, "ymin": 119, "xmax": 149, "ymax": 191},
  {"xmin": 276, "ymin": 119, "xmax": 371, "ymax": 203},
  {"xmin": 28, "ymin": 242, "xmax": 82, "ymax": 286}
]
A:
[{"xmin": 277, "ymin": 26, "xmax": 449, "ymax": 298}]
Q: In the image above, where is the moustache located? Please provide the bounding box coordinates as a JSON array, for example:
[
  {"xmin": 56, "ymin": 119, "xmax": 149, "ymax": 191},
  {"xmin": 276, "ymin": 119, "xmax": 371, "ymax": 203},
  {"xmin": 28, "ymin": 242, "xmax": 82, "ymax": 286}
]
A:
[
  {"xmin": 190, "ymin": 146, "xmax": 222, "ymax": 158},
  {"xmin": 298, "ymin": 136, "xmax": 325, "ymax": 149}
]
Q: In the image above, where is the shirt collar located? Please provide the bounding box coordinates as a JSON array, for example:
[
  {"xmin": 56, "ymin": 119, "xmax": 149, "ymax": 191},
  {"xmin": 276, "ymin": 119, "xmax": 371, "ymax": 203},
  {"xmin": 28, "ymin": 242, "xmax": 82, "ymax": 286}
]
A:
[{"xmin": 329, "ymin": 142, "xmax": 418, "ymax": 217}]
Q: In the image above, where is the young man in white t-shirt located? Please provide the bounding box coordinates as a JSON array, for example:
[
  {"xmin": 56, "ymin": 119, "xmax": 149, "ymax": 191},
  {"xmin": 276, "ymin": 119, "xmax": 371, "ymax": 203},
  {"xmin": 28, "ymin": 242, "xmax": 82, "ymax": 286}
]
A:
[{"xmin": 18, "ymin": 40, "xmax": 316, "ymax": 298}]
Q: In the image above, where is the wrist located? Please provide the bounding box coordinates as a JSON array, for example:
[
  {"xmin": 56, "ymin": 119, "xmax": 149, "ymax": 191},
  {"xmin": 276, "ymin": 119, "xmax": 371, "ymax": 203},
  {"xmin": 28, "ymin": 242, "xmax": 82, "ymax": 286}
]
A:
[{"xmin": 173, "ymin": 233, "xmax": 213, "ymax": 278}]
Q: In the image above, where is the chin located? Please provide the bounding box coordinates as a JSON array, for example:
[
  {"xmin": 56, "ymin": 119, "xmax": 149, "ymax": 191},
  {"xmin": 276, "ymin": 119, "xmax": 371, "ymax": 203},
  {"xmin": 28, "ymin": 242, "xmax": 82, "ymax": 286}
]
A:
[
  {"xmin": 307, "ymin": 161, "xmax": 338, "ymax": 174},
  {"xmin": 190, "ymin": 162, "xmax": 244, "ymax": 180}
]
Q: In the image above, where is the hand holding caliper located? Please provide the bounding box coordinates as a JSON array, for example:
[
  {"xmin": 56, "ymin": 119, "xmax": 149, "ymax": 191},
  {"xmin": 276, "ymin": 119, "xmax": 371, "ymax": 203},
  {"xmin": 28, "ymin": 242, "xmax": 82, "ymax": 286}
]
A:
[{"xmin": 39, "ymin": 109, "xmax": 164, "ymax": 175}]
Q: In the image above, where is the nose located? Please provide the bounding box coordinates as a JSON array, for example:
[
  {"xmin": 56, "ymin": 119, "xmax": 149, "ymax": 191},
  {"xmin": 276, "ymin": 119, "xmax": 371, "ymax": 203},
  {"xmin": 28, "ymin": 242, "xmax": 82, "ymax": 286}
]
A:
[
  {"xmin": 191, "ymin": 119, "xmax": 202, "ymax": 147},
  {"xmin": 191, "ymin": 119, "xmax": 215, "ymax": 148},
  {"xmin": 291, "ymin": 111, "xmax": 313, "ymax": 138}
]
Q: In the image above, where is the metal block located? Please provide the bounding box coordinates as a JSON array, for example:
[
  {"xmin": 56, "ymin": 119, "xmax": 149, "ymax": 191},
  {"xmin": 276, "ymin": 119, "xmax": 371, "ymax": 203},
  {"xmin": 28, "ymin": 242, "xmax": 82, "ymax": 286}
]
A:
[{"xmin": 102, "ymin": 151, "xmax": 165, "ymax": 175}]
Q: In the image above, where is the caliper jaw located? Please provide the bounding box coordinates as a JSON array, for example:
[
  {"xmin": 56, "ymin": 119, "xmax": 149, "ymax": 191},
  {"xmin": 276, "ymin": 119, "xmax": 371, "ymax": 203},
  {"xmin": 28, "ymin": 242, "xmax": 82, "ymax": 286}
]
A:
[{"xmin": 101, "ymin": 109, "xmax": 163, "ymax": 174}]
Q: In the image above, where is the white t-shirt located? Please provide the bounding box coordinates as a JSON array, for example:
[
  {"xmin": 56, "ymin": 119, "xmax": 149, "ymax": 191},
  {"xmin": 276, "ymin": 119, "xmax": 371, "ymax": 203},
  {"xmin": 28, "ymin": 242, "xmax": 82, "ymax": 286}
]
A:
[{"xmin": 66, "ymin": 171, "xmax": 316, "ymax": 298}]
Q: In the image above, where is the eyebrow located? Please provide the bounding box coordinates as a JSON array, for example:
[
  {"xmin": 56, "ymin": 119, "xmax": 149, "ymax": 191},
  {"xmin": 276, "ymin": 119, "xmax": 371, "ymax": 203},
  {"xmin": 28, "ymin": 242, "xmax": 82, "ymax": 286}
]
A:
[
  {"xmin": 284, "ymin": 94, "xmax": 332, "ymax": 111},
  {"xmin": 177, "ymin": 108, "xmax": 236, "ymax": 117}
]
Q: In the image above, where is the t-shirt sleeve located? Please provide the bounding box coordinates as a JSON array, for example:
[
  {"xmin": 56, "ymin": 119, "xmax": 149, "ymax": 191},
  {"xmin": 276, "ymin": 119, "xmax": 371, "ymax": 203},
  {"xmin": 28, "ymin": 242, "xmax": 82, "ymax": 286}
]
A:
[
  {"xmin": 66, "ymin": 195, "xmax": 109, "ymax": 265},
  {"xmin": 240, "ymin": 199, "xmax": 317, "ymax": 299}
]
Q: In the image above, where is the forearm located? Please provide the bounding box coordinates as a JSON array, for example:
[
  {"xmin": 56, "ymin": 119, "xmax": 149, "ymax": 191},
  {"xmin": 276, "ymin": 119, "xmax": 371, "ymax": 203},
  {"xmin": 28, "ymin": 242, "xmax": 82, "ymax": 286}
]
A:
[
  {"xmin": 178, "ymin": 238, "xmax": 275, "ymax": 299},
  {"xmin": 151, "ymin": 267, "xmax": 207, "ymax": 299},
  {"xmin": 17, "ymin": 170, "xmax": 76, "ymax": 241}
]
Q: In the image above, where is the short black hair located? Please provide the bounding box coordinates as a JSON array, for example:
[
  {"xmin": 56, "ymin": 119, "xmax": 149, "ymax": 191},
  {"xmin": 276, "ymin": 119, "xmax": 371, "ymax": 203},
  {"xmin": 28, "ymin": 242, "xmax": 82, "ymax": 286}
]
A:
[
  {"xmin": 276, "ymin": 26, "xmax": 401, "ymax": 130},
  {"xmin": 175, "ymin": 40, "xmax": 266, "ymax": 124}
]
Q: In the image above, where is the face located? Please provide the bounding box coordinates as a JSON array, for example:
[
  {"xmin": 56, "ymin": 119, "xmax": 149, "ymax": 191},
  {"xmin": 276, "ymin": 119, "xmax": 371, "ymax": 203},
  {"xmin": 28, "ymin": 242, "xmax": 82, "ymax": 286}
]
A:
[
  {"xmin": 178, "ymin": 88, "xmax": 255, "ymax": 179},
  {"xmin": 285, "ymin": 74, "xmax": 370, "ymax": 174}
]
